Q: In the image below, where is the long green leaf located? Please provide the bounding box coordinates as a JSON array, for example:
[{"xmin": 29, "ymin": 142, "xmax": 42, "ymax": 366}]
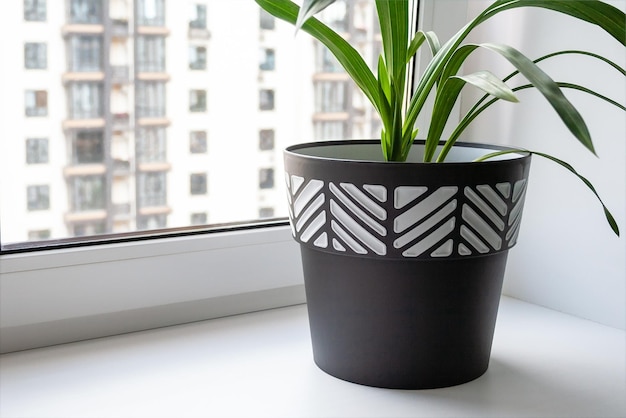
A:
[
  {"xmin": 475, "ymin": 149, "xmax": 620, "ymax": 236},
  {"xmin": 295, "ymin": 0, "xmax": 336, "ymax": 32}
]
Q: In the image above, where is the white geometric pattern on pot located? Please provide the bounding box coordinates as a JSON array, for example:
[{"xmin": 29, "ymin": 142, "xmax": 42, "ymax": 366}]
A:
[{"xmin": 285, "ymin": 174, "xmax": 528, "ymax": 259}]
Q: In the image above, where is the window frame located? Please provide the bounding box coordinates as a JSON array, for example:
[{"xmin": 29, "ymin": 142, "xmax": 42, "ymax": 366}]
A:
[{"xmin": 1, "ymin": 0, "xmax": 446, "ymax": 353}]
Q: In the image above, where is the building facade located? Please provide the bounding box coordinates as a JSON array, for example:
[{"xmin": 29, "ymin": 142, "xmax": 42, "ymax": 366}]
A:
[{"xmin": 0, "ymin": 0, "xmax": 380, "ymax": 244}]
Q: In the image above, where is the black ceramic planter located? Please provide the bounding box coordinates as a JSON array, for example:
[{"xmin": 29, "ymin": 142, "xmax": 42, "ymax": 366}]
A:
[{"xmin": 284, "ymin": 140, "xmax": 532, "ymax": 389}]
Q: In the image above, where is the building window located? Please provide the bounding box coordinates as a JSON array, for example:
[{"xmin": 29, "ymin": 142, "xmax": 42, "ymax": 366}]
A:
[
  {"xmin": 24, "ymin": 90, "xmax": 47, "ymax": 117},
  {"xmin": 136, "ymin": 82, "xmax": 166, "ymax": 118},
  {"xmin": 28, "ymin": 229, "xmax": 51, "ymax": 240},
  {"xmin": 190, "ymin": 131, "xmax": 207, "ymax": 153},
  {"xmin": 26, "ymin": 138, "xmax": 49, "ymax": 164},
  {"xmin": 190, "ymin": 212, "xmax": 207, "ymax": 225},
  {"xmin": 189, "ymin": 45, "xmax": 207, "ymax": 70},
  {"xmin": 190, "ymin": 173, "xmax": 208, "ymax": 195},
  {"xmin": 69, "ymin": 0, "xmax": 102, "ymax": 24},
  {"xmin": 137, "ymin": 128, "xmax": 166, "ymax": 162},
  {"xmin": 69, "ymin": 175, "xmax": 105, "ymax": 211},
  {"xmin": 138, "ymin": 172, "xmax": 166, "ymax": 207},
  {"xmin": 72, "ymin": 130, "xmax": 104, "ymax": 164},
  {"xmin": 27, "ymin": 185, "xmax": 50, "ymax": 211},
  {"xmin": 68, "ymin": 82, "xmax": 103, "ymax": 119},
  {"xmin": 259, "ymin": 9, "xmax": 275, "ymax": 30},
  {"xmin": 189, "ymin": 90, "xmax": 207, "ymax": 112},
  {"xmin": 314, "ymin": 121, "xmax": 347, "ymax": 140},
  {"xmin": 259, "ymin": 48, "xmax": 275, "ymax": 71},
  {"xmin": 137, "ymin": 0, "xmax": 165, "ymax": 26},
  {"xmin": 137, "ymin": 214, "xmax": 167, "ymax": 230},
  {"xmin": 315, "ymin": 81, "xmax": 348, "ymax": 112},
  {"xmin": 72, "ymin": 222, "xmax": 106, "ymax": 236},
  {"xmin": 259, "ymin": 89, "xmax": 274, "ymax": 111},
  {"xmin": 189, "ymin": 4, "xmax": 207, "ymax": 29},
  {"xmin": 315, "ymin": 43, "xmax": 342, "ymax": 73},
  {"xmin": 259, "ymin": 129, "xmax": 274, "ymax": 151},
  {"xmin": 321, "ymin": 0, "xmax": 348, "ymax": 32},
  {"xmin": 137, "ymin": 36, "xmax": 165, "ymax": 72},
  {"xmin": 259, "ymin": 207, "xmax": 275, "ymax": 218},
  {"xmin": 259, "ymin": 168, "xmax": 274, "ymax": 189},
  {"xmin": 24, "ymin": 42, "xmax": 47, "ymax": 69},
  {"xmin": 24, "ymin": 0, "xmax": 46, "ymax": 21},
  {"xmin": 69, "ymin": 35, "xmax": 102, "ymax": 72}
]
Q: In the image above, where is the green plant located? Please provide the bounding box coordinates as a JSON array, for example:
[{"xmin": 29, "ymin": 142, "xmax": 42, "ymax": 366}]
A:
[{"xmin": 256, "ymin": 0, "xmax": 624, "ymax": 235}]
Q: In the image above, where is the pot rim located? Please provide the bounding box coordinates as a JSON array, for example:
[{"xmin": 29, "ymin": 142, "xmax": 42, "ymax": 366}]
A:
[{"xmin": 285, "ymin": 139, "xmax": 529, "ymax": 165}]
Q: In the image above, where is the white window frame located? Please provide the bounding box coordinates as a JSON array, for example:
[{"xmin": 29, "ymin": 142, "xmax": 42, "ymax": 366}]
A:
[{"xmin": 0, "ymin": 0, "xmax": 463, "ymax": 353}]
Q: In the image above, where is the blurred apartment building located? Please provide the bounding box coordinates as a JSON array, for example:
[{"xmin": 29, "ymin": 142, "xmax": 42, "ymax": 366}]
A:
[{"xmin": 0, "ymin": 0, "xmax": 380, "ymax": 244}]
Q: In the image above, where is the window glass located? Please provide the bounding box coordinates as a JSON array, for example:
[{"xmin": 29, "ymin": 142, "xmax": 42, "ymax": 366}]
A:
[
  {"xmin": 1, "ymin": 0, "xmax": 382, "ymax": 247},
  {"xmin": 24, "ymin": 42, "xmax": 47, "ymax": 69}
]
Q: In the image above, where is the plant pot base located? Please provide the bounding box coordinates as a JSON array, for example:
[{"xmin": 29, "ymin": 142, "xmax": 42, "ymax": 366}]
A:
[{"xmin": 301, "ymin": 246, "xmax": 508, "ymax": 389}]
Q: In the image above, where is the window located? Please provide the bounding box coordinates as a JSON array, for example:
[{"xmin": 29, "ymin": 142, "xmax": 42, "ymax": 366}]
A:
[
  {"xmin": 136, "ymin": 82, "xmax": 166, "ymax": 118},
  {"xmin": 27, "ymin": 185, "xmax": 50, "ymax": 211},
  {"xmin": 138, "ymin": 172, "xmax": 167, "ymax": 207},
  {"xmin": 189, "ymin": 46, "xmax": 207, "ymax": 70},
  {"xmin": 316, "ymin": 43, "xmax": 342, "ymax": 73},
  {"xmin": 26, "ymin": 138, "xmax": 48, "ymax": 164},
  {"xmin": 69, "ymin": 36, "xmax": 102, "ymax": 72},
  {"xmin": 321, "ymin": 0, "xmax": 348, "ymax": 32},
  {"xmin": 72, "ymin": 130, "xmax": 104, "ymax": 164},
  {"xmin": 27, "ymin": 229, "xmax": 51, "ymax": 240},
  {"xmin": 259, "ymin": 168, "xmax": 274, "ymax": 189},
  {"xmin": 314, "ymin": 121, "xmax": 347, "ymax": 140},
  {"xmin": 259, "ymin": 89, "xmax": 274, "ymax": 111},
  {"xmin": 69, "ymin": 0, "xmax": 102, "ymax": 24},
  {"xmin": 137, "ymin": 36, "xmax": 165, "ymax": 72},
  {"xmin": 259, "ymin": 129, "xmax": 274, "ymax": 151},
  {"xmin": 259, "ymin": 207, "xmax": 275, "ymax": 218},
  {"xmin": 68, "ymin": 83, "xmax": 103, "ymax": 119},
  {"xmin": 137, "ymin": 0, "xmax": 165, "ymax": 26},
  {"xmin": 71, "ymin": 222, "xmax": 106, "ymax": 236},
  {"xmin": 259, "ymin": 9, "xmax": 275, "ymax": 30},
  {"xmin": 315, "ymin": 81, "xmax": 348, "ymax": 112},
  {"xmin": 190, "ymin": 212, "xmax": 207, "ymax": 225},
  {"xmin": 190, "ymin": 131, "xmax": 207, "ymax": 154},
  {"xmin": 24, "ymin": 90, "xmax": 47, "ymax": 117},
  {"xmin": 69, "ymin": 175, "xmax": 105, "ymax": 211},
  {"xmin": 137, "ymin": 214, "xmax": 167, "ymax": 230},
  {"xmin": 190, "ymin": 4, "xmax": 207, "ymax": 29},
  {"xmin": 190, "ymin": 173, "xmax": 208, "ymax": 195},
  {"xmin": 24, "ymin": 0, "xmax": 46, "ymax": 21},
  {"xmin": 137, "ymin": 128, "xmax": 166, "ymax": 162},
  {"xmin": 189, "ymin": 90, "xmax": 207, "ymax": 112},
  {"xmin": 259, "ymin": 48, "xmax": 275, "ymax": 71},
  {"xmin": 24, "ymin": 43, "xmax": 47, "ymax": 69}
]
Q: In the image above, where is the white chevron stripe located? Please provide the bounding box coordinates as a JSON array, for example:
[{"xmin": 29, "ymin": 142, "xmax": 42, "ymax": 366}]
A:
[
  {"xmin": 512, "ymin": 179, "xmax": 527, "ymax": 202},
  {"xmin": 460, "ymin": 225, "xmax": 489, "ymax": 254},
  {"xmin": 301, "ymin": 211, "xmax": 326, "ymax": 243},
  {"xmin": 476, "ymin": 184, "xmax": 508, "ymax": 216},
  {"xmin": 331, "ymin": 200, "xmax": 386, "ymax": 255},
  {"xmin": 394, "ymin": 186, "xmax": 457, "ymax": 233},
  {"xmin": 462, "ymin": 204, "xmax": 502, "ymax": 250},
  {"xmin": 331, "ymin": 220, "xmax": 367, "ymax": 254},
  {"xmin": 340, "ymin": 183, "xmax": 387, "ymax": 220},
  {"xmin": 496, "ymin": 182, "xmax": 511, "ymax": 199},
  {"xmin": 291, "ymin": 175, "xmax": 305, "ymax": 194},
  {"xmin": 295, "ymin": 193, "xmax": 325, "ymax": 232},
  {"xmin": 393, "ymin": 200, "xmax": 457, "ymax": 248},
  {"xmin": 464, "ymin": 187, "xmax": 505, "ymax": 231},
  {"xmin": 402, "ymin": 218, "xmax": 455, "ymax": 257},
  {"xmin": 330, "ymin": 183, "xmax": 386, "ymax": 236},
  {"xmin": 509, "ymin": 184, "xmax": 527, "ymax": 226},
  {"xmin": 294, "ymin": 179, "xmax": 323, "ymax": 217},
  {"xmin": 313, "ymin": 232, "xmax": 328, "ymax": 248},
  {"xmin": 394, "ymin": 186, "xmax": 428, "ymax": 209},
  {"xmin": 431, "ymin": 239, "xmax": 454, "ymax": 257},
  {"xmin": 363, "ymin": 184, "xmax": 387, "ymax": 202}
]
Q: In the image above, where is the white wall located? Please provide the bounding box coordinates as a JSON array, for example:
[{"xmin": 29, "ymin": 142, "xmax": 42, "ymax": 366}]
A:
[{"xmin": 457, "ymin": 1, "xmax": 626, "ymax": 329}]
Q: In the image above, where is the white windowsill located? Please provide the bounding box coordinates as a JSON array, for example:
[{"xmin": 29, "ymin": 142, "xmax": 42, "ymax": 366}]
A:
[{"xmin": 1, "ymin": 296, "xmax": 624, "ymax": 418}]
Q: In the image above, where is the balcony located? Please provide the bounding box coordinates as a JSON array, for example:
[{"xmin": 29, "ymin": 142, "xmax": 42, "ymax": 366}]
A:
[
  {"xmin": 188, "ymin": 27, "xmax": 210, "ymax": 40},
  {"xmin": 112, "ymin": 113, "xmax": 130, "ymax": 131},
  {"xmin": 61, "ymin": 24, "xmax": 104, "ymax": 36},
  {"xmin": 111, "ymin": 19, "xmax": 129, "ymax": 38},
  {"xmin": 63, "ymin": 118, "xmax": 106, "ymax": 130},
  {"xmin": 63, "ymin": 164, "xmax": 106, "ymax": 177},
  {"xmin": 112, "ymin": 202, "xmax": 131, "ymax": 218},
  {"xmin": 111, "ymin": 65, "xmax": 130, "ymax": 84},
  {"xmin": 113, "ymin": 159, "xmax": 131, "ymax": 176},
  {"xmin": 64, "ymin": 210, "xmax": 107, "ymax": 223}
]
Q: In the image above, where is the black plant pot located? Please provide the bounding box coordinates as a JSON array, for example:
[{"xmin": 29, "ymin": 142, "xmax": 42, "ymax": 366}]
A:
[{"xmin": 284, "ymin": 140, "xmax": 532, "ymax": 389}]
